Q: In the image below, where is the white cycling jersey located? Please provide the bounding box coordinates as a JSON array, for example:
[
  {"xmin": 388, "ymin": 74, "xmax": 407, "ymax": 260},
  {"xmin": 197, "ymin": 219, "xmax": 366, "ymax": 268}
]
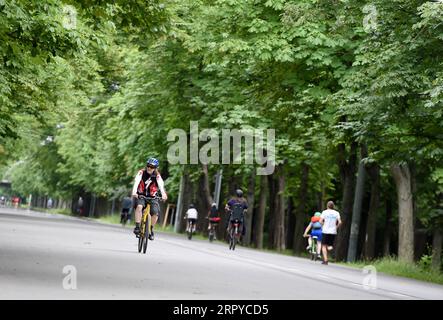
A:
[{"xmin": 186, "ymin": 208, "xmax": 198, "ymax": 220}]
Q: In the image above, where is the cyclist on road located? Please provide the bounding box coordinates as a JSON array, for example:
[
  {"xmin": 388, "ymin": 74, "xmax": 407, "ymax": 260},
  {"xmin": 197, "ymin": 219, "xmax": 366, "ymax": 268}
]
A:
[
  {"xmin": 132, "ymin": 157, "xmax": 167, "ymax": 240},
  {"xmin": 207, "ymin": 202, "xmax": 221, "ymax": 230},
  {"xmin": 320, "ymin": 201, "xmax": 342, "ymax": 265},
  {"xmin": 0, "ymin": 196, "xmax": 6, "ymax": 207},
  {"xmin": 225, "ymin": 189, "xmax": 248, "ymax": 238},
  {"xmin": 184, "ymin": 203, "xmax": 198, "ymax": 233},
  {"xmin": 303, "ymin": 212, "xmax": 323, "ymax": 260}
]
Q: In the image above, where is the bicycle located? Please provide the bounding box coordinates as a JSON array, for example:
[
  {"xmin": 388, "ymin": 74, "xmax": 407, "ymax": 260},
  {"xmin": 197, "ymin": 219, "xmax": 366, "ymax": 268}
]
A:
[
  {"xmin": 310, "ymin": 236, "xmax": 321, "ymax": 261},
  {"xmin": 228, "ymin": 219, "xmax": 242, "ymax": 250},
  {"xmin": 304, "ymin": 234, "xmax": 321, "ymax": 261},
  {"xmin": 137, "ymin": 195, "xmax": 160, "ymax": 254},
  {"xmin": 207, "ymin": 217, "xmax": 221, "ymax": 242},
  {"xmin": 185, "ymin": 217, "xmax": 196, "ymax": 240}
]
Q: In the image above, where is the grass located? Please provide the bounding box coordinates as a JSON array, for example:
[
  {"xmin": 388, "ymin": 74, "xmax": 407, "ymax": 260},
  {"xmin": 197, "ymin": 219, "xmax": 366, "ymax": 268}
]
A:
[
  {"xmin": 96, "ymin": 213, "xmax": 122, "ymax": 225},
  {"xmin": 32, "ymin": 207, "xmax": 72, "ymax": 216},
  {"xmin": 341, "ymin": 256, "xmax": 443, "ymax": 285}
]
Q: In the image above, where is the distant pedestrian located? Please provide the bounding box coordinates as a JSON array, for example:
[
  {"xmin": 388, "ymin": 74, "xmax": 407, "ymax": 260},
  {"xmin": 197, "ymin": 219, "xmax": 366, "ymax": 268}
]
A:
[
  {"xmin": 47, "ymin": 198, "xmax": 53, "ymax": 209},
  {"xmin": 77, "ymin": 197, "xmax": 84, "ymax": 216},
  {"xmin": 320, "ymin": 201, "xmax": 342, "ymax": 265},
  {"xmin": 121, "ymin": 195, "xmax": 132, "ymax": 225}
]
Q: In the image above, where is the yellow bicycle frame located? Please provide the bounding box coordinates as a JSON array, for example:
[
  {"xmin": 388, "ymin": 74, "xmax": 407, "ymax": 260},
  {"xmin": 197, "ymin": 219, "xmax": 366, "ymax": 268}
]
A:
[{"xmin": 140, "ymin": 202, "xmax": 152, "ymax": 238}]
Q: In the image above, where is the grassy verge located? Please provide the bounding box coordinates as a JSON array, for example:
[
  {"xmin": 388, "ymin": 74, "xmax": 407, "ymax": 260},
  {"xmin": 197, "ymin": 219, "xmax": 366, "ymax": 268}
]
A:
[
  {"xmin": 96, "ymin": 213, "xmax": 122, "ymax": 225},
  {"xmin": 32, "ymin": 207, "xmax": 72, "ymax": 216},
  {"xmin": 341, "ymin": 256, "xmax": 443, "ymax": 285}
]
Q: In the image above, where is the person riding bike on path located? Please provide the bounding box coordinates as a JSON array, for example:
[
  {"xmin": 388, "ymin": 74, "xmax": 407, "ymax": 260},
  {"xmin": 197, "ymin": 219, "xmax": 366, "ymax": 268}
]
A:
[
  {"xmin": 225, "ymin": 189, "xmax": 248, "ymax": 239},
  {"xmin": 303, "ymin": 212, "xmax": 323, "ymax": 260},
  {"xmin": 132, "ymin": 157, "xmax": 167, "ymax": 240},
  {"xmin": 207, "ymin": 202, "xmax": 221, "ymax": 230},
  {"xmin": 184, "ymin": 203, "xmax": 198, "ymax": 233},
  {"xmin": 320, "ymin": 201, "xmax": 342, "ymax": 265}
]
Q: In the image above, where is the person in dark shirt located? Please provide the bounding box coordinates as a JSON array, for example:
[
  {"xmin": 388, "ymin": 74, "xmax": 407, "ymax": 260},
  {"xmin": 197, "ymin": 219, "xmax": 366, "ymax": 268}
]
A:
[
  {"xmin": 121, "ymin": 195, "xmax": 133, "ymax": 224},
  {"xmin": 225, "ymin": 189, "xmax": 248, "ymax": 237}
]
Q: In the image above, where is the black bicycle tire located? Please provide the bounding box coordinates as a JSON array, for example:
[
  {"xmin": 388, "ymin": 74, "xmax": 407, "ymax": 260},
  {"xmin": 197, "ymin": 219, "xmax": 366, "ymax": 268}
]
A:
[
  {"xmin": 138, "ymin": 235, "xmax": 143, "ymax": 253},
  {"xmin": 143, "ymin": 217, "xmax": 149, "ymax": 253}
]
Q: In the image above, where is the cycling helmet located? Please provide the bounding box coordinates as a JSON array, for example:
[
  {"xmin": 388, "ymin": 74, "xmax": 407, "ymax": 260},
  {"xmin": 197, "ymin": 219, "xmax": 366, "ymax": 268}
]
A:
[
  {"xmin": 314, "ymin": 212, "xmax": 321, "ymax": 217},
  {"xmin": 189, "ymin": 203, "xmax": 195, "ymax": 208},
  {"xmin": 235, "ymin": 189, "xmax": 243, "ymax": 197},
  {"xmin": 146, "ymin": 157, "xmax": 159, "ymax": 168},
  {"xmin": 211, "ymin": 202, "xmax": 217, "ymax": 207}
]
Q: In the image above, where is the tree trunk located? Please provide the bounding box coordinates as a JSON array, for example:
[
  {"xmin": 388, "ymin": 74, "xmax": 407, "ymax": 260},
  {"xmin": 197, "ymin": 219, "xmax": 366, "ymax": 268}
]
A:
[
  {"xmin": 267, "ymin": 174, "xmax": 277, "ymax": 249},
  {"xmin": 293, "ymin": 163, "xmax": 309, "ymax": 254},
  {"xmin": 253, "ymin": 174, "xmax": 267, "ymax": 249},
  {"xmin": 383, "ymin": 197, "xmax": 393, "ymax": 256},
  {"xmin": 177, "ymin": 167, "xmax": 193, "ymax": 233},
  {"xmin": 245, "ymin": 169, "xmax": 256, "ymax": 246},
  {"xmin": 363, "ymin": 163, "xmax": 380, "ymax": 260},
  {"xmin": 201, "ymin": 164, "xmax": 214, "ymax": 206},
  {"xmin": 347, "ymin": 145, "xmax": 367, "ymax": 262},
  {"xmin": 197, "ymin": 176, "xmax": 210, "ymax": 233},
  {"xmin": 391, "ymin": 163, "xmax": 414, "ymax": 263},
  {"xmin": 335, "ymin": 142, "xmax": 358, "ymax": 261},
  {"xmin": 273, "ymin": 169, "xmax": 286, "ymax": 251},
  {"xmin": 286, "ymin": 197, "xmax": 295, "ymax": 249},
  {"xmin": 432, "ymin": 229, "xmax": 442, "ymax": 272}
]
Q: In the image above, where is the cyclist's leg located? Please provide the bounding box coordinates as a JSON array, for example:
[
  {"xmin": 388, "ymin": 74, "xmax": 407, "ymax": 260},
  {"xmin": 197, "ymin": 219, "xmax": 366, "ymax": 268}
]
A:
[
  {"xmin": 307, "ymin": 236, "xmax": 312, "ymax": 249},
  {"xmin": 133, "ymin": 197, "xmax": 145, "ymax": 235},
  {"xmin": 135, "ymin": 204, "xmax": 143, "ymax": 225},
  {"xmin": 148, "ymin": 200, "xmax": 160, "ymax": 239},
  {"xmin": 150, "ymin": 200, "xmax": 160, "ymax": 227},
  {"xmin": 226, "ymin": 219, "xmax": 232, "ymax": 239}
]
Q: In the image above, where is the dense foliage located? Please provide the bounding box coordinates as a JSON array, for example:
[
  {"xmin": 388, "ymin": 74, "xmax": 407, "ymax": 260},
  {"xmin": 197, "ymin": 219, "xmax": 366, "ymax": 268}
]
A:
[{"xmin": 0, "ymin": 0, "xmax": 441, "ymax": 267}]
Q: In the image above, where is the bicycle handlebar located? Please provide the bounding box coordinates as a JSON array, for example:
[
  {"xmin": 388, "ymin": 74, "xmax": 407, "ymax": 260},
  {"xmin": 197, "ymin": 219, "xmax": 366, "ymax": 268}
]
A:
[{"xmin": 137, "ymin": 195, "xmax": 162, "ymax": 201}]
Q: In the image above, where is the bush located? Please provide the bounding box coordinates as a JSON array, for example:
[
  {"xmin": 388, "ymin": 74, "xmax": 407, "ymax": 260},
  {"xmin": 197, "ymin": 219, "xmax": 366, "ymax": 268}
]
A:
[{"xmin": 418, "ymin": 254, "xmax": 432, "ymax": 271}]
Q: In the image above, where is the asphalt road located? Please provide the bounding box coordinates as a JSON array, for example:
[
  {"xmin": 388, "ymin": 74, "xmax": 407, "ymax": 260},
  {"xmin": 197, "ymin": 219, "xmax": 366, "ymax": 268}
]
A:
[{"xmin": 1, "ymin": 207, "xmax": 442, "ymax": 300}]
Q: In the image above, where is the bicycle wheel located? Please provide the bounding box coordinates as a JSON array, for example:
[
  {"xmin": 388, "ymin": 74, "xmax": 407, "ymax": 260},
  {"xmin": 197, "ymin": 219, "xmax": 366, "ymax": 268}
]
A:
[
  {"xmin": 209, "ymin": 229, "xmax": 214, "ymax": 242},
  {"xmin": 188, "ymin": 222, "xmax": 193, "ymax": 240},
  {"xmin": 143, "ymin": 212, "xmax": 150, "ymax": 254},
  {"xmin": 232, "ymin": 226, "xmax": 238, "ymax": 251},
  {"xmin": 138, "ymin": 232, "xmax": 143, "ymax": 253},
  {"xmin": 137, "ymin": 213, "xmax": 145, "ymax": 253}
]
